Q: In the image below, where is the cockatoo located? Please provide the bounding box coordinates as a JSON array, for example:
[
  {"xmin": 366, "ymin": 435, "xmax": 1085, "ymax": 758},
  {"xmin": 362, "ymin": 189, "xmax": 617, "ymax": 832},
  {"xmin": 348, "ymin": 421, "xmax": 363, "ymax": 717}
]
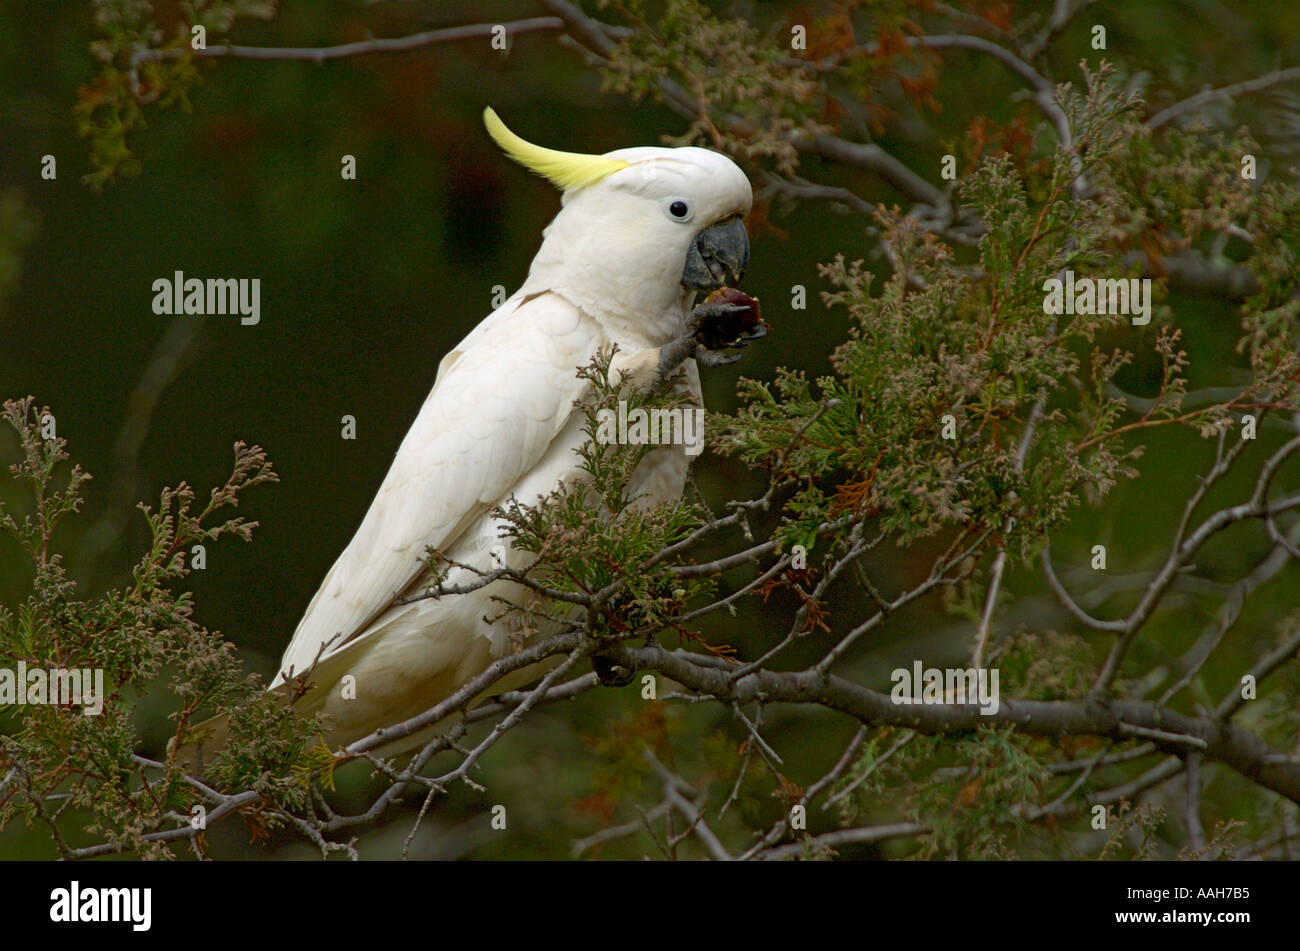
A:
[{"xmin": 178, "ymin": 108, "xmax": 756, "ymax": 767}]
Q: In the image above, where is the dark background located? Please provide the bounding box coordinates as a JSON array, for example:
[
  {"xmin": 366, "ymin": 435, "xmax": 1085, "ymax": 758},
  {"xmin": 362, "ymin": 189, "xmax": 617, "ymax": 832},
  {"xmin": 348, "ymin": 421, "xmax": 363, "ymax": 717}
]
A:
[{"xmin": 2, "ymin": 0, "xmax": 1299, "ymax": 858}]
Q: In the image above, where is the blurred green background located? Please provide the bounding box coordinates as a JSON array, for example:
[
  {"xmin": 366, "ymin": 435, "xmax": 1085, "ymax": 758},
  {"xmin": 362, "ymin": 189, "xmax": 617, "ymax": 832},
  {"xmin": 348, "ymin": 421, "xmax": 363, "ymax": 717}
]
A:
[{"xmin": 2, "ymin": 1, "xmax": 1299, "ymax": 858}]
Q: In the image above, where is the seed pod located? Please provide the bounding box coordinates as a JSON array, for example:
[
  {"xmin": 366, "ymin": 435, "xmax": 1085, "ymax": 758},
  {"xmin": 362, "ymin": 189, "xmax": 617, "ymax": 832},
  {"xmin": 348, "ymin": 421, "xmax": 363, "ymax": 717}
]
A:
[{"xmin": 701, "ymin": 287, "xmax": 768, "ymax": 349}]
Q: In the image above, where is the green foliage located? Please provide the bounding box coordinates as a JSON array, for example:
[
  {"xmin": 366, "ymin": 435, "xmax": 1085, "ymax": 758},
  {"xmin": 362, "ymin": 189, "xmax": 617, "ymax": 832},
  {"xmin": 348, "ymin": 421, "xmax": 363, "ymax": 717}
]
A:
[
  {"xmin": 583, "ymin": 702, "xmax": 677, "ymax": 812},
  {"xmin": 498, "ymin": 349, "xmax": 718, "ymax": 639},
  {"xmin": 599, "ymin": 0, "xmax": 826, "ymax": 173},
  {"xmin": 0, "ymin": 397, "xmax": 317, "ymax": 857},
  {"xmin": 19, "ymin": 0, "xmax": 1300, "ymax": 860},
  {"xmin": 714, "ymin": 66, "xmax": 1300, "ymax": 579},
  {"xmin": 913, "ymin": 727, "xmax": 1048, "ymax": 860},
  {"xmin": 1096, "ymin": 801, "xmax": 1166, "ymax": 861},
  {"xmin": 996, "ymin": 629, "xmax": 1094, "ymax": 701},
  {"xmin": 78, "ymin": 0, "xmax": 275, "ymax": 189}
]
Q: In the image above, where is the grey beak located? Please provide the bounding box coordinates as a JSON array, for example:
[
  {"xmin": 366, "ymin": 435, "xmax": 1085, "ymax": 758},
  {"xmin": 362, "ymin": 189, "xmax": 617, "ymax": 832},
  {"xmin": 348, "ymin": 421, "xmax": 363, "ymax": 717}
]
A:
[{"xmin": 681, "ymin": 216, "xmax": 749, "ymax": 293}]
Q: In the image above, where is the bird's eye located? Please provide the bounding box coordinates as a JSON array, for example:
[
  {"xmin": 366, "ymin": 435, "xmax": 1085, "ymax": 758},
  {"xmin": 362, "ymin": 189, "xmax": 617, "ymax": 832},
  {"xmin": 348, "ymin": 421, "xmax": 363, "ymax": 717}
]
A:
[{"xmin": 663, "ymin": 198, "xmax": 693, "ymax": 222}]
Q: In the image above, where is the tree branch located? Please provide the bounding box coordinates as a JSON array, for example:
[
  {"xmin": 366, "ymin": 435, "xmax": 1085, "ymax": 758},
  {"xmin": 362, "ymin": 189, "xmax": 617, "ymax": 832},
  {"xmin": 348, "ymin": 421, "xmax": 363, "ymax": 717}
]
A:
[
  {"xmin": 611, "ymin": 643, "xmax": 1300, "ymax": 806},
  {"xmin": 1147, "ymin": 65, "xmax": 1300, "ymax": 130},
  {"xmin": 132, "ymin": 17, "xmax": 567, "ymax": 67}
]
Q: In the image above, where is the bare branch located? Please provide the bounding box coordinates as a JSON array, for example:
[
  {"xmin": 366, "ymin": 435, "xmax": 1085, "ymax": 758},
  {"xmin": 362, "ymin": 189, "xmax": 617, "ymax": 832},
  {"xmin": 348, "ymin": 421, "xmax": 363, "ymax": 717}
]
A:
[
  {"xmin": 610, "ymin": 643, "xmax": 1300, "ymax": 805},
  {"xmin": 131, "ymin": 17, "xmax": 566, "ymax": 68},
  {"xmin": 1147, "ymin": 65, "xmax": 1300, "ymax": 130},
  {"xmin": 1184, "ymin": 751, "xmax": 1206, "ymax": 855},
  {"xmin": 1041, "ymin": 543, "xmax": 1127, "ymax": 632},
  {"xmin": 752, "ymin": 822, "xmax": 928, "ymax": 860}
]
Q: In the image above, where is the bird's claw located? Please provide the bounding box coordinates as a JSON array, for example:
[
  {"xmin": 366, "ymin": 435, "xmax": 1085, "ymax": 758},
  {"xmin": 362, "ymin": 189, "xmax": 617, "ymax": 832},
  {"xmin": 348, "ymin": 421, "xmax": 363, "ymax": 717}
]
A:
[
  {"xmin": 693, "ymin": 347, "xmax": 744, "ymax": 367},
  {"xmin": 658, "ymin": 291, "xmax": 767, "ymax": 376},
  {"xmin": 592, "ymin": 655, "xmax": 636, "ymax": 687},
  {"xmin": 690, "ymin": 300, "xmax": 761, "ymax": 352},
  {"xmin": 690, "ymin": 319, "xmax": 768, "ymax": 367}
]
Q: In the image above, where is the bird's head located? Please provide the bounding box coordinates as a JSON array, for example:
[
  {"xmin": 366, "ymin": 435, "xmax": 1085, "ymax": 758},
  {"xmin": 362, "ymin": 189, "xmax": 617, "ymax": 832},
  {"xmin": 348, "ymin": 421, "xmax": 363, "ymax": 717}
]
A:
[{"xmin": 484, "ymin": 108, "xmax": 752, "ymax": 345}]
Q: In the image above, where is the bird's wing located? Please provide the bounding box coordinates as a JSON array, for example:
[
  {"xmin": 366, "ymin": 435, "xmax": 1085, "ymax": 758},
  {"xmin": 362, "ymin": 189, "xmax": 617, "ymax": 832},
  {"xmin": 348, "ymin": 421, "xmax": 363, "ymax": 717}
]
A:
[{"xmin": 277, "ymin": 292, "xmax": 600, "ymax": 679}]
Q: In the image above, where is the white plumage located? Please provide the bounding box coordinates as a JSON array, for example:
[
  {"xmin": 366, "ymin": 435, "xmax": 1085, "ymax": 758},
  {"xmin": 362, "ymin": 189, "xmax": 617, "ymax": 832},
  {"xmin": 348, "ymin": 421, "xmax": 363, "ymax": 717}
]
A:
[{"xmin": 196, "ymin": 110, "xmax": 753, "ymax": 761}]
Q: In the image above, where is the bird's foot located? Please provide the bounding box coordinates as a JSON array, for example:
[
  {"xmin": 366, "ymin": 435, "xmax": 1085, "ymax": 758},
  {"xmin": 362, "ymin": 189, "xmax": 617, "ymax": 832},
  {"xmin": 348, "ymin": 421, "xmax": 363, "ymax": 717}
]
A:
[
  {"xmin": 592, "ymin": 654, "xmax": 636, "ymax": 687},
  {"xmin": 658, "ymin": 289, "xmax": 767, "ymax": 376},
  {"xmin": 690, "ymin": 289, "xmax": 766, "ymax": 351}
]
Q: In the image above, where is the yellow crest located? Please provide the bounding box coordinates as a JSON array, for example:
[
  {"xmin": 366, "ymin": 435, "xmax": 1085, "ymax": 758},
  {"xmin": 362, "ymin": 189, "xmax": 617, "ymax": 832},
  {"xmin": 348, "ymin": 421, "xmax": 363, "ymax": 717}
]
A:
[{"xmin": 483, "ymin": 107, "xmax": 629, "ymax": 192}]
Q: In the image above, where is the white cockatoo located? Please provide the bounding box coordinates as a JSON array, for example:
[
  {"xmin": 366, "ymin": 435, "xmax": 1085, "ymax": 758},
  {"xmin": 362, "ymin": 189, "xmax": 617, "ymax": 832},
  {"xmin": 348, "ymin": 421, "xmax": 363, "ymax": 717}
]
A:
[{"xmin": 179, "ymin": 109, "xmax": 756, "ymax": 766}]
